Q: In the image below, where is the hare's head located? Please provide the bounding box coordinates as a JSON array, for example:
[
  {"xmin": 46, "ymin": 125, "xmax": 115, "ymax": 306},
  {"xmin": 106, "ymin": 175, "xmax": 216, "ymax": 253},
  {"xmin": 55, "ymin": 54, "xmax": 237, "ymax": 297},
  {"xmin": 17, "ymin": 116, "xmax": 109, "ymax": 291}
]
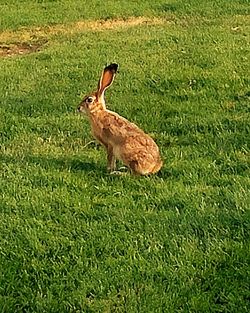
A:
[{"xmin": 77, "ymin": 63, "xmax": 118, "ymax": 115}]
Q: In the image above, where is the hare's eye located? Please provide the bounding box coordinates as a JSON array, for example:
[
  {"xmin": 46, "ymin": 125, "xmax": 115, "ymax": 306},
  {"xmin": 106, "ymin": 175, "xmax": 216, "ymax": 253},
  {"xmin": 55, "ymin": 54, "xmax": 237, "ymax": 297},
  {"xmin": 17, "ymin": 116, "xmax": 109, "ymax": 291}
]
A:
[{"xmin": 86, "ymin": 97, "xmax": 93, "ymax": 103}]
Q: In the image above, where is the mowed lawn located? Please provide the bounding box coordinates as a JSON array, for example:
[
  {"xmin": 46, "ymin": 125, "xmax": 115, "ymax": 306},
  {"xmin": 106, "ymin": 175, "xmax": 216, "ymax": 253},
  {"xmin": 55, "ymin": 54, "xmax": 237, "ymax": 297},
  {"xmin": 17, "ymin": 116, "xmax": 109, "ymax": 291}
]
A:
[{"xmin": 0, "ymin": 1, "xmax": 250, "ymax": 312}]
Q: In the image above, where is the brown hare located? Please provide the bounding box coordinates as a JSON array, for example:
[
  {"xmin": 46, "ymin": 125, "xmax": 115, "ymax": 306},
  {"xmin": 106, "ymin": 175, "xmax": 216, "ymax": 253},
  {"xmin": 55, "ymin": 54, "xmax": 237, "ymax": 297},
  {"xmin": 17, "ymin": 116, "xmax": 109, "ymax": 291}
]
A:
[{"xmin": 77, "ymin": 63, "xmax": 162, "ymax": 175}]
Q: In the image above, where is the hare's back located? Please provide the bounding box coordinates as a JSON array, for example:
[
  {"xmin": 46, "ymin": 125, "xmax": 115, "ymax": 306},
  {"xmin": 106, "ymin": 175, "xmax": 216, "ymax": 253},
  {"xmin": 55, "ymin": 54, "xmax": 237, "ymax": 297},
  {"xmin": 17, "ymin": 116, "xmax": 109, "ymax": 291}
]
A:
[
  {"xmin": 101, "ymin": 111, "xmax": 144, "ymax": 141},
  {"xmin": 123, "ymin": 132, "xmax": 160, "ymax": 159}
]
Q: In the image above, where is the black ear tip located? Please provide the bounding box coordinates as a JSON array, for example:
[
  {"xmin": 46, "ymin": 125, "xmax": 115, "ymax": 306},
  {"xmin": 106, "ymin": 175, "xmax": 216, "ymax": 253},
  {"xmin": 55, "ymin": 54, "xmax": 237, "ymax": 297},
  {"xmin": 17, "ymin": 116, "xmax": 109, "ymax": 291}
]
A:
[{"xmin": 106, "ymin": 63, "xmax": 119, "ymax": 73}]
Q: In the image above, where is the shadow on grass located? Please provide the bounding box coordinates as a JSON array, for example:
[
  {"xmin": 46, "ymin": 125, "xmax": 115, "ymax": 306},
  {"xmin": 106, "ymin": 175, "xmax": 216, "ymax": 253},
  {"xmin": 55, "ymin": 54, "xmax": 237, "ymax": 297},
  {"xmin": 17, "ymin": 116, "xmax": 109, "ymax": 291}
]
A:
[
  {"xmin": 0, "ymin": 153, "xmax": 169, "ymax": 180},
  {"xmin": 0, "ymin": 153, "xmax": 105, "ymax": 175}
]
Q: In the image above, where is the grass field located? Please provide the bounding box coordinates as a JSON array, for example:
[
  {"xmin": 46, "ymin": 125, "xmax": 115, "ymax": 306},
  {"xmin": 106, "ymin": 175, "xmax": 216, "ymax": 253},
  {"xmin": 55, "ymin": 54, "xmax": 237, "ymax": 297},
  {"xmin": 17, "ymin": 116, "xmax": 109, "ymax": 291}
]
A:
[{"xmin": 0, "ymin": 0, "xmax": 250, "ymax": 312}]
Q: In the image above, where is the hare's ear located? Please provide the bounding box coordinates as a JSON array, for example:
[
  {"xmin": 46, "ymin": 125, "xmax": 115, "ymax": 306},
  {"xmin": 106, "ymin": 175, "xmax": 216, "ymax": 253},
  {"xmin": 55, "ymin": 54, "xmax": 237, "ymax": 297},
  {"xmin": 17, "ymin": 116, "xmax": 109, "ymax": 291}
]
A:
[{"xmin": 97, "ymin": 63, "xmax": 118, "ymax": 100}]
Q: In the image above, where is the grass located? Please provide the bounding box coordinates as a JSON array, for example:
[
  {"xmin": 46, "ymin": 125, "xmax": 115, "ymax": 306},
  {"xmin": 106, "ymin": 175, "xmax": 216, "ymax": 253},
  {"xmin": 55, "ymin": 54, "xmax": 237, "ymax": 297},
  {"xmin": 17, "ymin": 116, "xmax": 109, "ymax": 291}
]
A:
[{"xmin": 0, "ymin": 0, "xmax": 250, "ymax": 312}]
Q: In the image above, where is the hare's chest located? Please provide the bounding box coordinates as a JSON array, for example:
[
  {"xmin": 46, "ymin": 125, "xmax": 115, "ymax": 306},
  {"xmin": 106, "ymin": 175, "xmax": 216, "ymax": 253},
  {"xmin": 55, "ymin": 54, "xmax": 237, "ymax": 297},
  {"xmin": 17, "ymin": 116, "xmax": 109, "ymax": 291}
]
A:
[{"xmin": 90, "ymin": 120, "xmax": 108, "ymax": 146}]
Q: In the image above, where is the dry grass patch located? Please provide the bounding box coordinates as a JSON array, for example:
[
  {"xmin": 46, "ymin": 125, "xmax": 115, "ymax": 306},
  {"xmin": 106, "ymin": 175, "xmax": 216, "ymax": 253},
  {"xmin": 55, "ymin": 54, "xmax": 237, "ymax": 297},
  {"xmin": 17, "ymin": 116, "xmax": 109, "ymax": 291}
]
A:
[{"xmin": 0, "ymin": 16, "xmax": 167, "ymax": 57}]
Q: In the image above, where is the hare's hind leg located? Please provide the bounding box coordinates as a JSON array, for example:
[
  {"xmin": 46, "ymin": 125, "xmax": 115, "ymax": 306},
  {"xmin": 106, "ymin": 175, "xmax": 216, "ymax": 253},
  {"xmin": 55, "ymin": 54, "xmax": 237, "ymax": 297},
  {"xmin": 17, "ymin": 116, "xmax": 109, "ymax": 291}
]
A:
[
  {"xmin": 128, "ymin": 160, "xmax": 143, "ymax": 175},
  {"xmin": 129, "ymin": 159, "xmax": 156, "ymax": 176}
]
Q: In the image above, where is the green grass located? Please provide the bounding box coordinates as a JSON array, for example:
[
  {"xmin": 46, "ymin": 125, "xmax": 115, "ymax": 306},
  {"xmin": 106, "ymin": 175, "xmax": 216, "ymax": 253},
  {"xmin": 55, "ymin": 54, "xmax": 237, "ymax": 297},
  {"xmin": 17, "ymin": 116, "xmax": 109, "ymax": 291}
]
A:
[{"xmin": 0, "ymin": 1, "xmax": 250, "ymax": 312}]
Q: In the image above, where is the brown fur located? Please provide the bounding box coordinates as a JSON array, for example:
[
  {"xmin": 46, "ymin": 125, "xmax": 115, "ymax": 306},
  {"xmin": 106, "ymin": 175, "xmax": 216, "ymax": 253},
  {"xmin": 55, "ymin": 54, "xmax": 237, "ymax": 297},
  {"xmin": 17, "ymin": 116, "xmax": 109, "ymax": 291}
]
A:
[{"xmin": 77, "ymin": 63, "xmax": 163, "ymax": 175}]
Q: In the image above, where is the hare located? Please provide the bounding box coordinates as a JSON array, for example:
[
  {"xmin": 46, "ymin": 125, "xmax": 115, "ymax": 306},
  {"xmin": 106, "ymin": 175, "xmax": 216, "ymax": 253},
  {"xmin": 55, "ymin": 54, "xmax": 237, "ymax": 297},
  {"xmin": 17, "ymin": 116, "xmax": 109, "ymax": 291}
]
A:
[{"xmin": 77, "ymin": 63, "xmax": 162, "ymax": 175}]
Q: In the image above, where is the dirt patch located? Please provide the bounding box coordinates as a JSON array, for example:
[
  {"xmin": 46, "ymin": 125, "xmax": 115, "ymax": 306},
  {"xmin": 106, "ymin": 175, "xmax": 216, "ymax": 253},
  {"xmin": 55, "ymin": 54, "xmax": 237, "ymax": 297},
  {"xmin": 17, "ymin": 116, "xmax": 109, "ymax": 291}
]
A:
[{"xmin": 0, "ymin": 42, "xmax": 43, "ymax": 57}]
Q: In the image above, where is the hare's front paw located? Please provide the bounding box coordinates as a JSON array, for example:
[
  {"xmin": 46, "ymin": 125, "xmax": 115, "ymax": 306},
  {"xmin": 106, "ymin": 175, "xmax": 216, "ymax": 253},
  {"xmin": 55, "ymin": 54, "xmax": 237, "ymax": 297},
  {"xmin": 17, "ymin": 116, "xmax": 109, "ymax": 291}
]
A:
[{"xmin": 109, "ymin": 167, "xmax": 128, "ymax": 176}]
